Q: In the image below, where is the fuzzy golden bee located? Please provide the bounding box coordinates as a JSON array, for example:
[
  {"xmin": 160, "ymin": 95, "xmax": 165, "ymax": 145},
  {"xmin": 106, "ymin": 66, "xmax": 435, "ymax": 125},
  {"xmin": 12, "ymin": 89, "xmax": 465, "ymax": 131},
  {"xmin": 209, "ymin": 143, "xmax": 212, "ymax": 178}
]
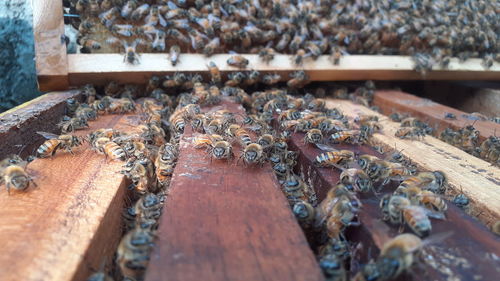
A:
[
  {"xmin": 36, "ymin": 132, "xmax": 83, "ymax": 158},
  {"xmin": 0, "ymin": 156, "xmax": 35, "ymax": 194},
  {"xmin": 314, "ymin": 150, "xmax": 355, "ymax": 169}
]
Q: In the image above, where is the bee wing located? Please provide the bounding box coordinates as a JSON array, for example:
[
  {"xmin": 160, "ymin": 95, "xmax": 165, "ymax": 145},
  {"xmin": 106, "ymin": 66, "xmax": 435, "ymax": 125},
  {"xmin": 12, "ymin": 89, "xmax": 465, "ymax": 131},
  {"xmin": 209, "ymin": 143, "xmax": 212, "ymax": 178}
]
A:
[
  {"xmin": 315, "ymin": 143, "xmax": 338, "ymax": 152},
  {"xmin": 37, "ymin": 131, "xmax": 59, "ymax": 140},
  {"xmin": 423, "ymin": 208, "xmax": 446, "ymax": 220},
  {"xmin": 158, "ymin": 14, "xmax": 167, "ymax": 27}
]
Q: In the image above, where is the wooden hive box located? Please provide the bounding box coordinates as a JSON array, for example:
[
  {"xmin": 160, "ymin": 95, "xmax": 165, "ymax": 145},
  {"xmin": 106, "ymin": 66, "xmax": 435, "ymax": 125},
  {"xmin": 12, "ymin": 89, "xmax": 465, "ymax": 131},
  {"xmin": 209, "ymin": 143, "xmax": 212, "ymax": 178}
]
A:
[{"xmin": 4, "ymin": 0, "xmax": 497, "ymax": 280}]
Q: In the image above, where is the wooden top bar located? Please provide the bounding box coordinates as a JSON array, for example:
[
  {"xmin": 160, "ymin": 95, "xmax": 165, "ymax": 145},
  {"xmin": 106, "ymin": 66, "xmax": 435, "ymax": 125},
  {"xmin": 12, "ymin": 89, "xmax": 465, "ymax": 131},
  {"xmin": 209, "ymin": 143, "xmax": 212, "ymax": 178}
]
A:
[
  {"xmin": 373, "ymin": 90, "xmax": 500, "ymax": 141},
  {"xmin": 145, "ymin": 100, "xmax": 324, "ymax": 281},
  {"xmin": 32, "ymin": 0, "xmax": 69, "ymax": 91},
  {"xmin": 66, "ymin": 54, "xmax": 500, "ymax": 87},
  {"xmin": 0, "ymin": 111, "xmax": 141, "ymax": 281},
  {"xmin": 328, "ymin": 99, "xmax": 500, "ymax": 226}
]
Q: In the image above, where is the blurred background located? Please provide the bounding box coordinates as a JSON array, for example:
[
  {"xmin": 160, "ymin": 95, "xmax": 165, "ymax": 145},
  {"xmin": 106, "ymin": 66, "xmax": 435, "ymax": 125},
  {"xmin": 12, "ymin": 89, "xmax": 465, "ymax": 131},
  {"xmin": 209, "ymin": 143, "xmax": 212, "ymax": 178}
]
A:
[{"xmin": 0, "ymin": 0, "xmax": 41, "ymax": 113}]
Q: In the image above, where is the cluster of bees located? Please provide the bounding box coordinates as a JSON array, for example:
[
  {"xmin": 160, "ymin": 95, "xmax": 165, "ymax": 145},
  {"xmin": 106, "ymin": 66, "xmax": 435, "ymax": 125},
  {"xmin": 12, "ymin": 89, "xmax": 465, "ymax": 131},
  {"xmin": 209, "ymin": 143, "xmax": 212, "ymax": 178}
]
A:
[
  {"xmin": 65, "ymin": 0, "xmax": 497, "ymax": 72},
  {"xmin": 389, "ymin": 112, "xmax": 500, "ymax": 166}
]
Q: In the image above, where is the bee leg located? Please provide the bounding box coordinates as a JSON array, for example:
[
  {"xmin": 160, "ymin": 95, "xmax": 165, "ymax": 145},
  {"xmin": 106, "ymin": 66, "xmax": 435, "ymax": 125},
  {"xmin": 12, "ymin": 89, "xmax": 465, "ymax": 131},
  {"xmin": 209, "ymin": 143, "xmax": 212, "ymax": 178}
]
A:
[
  {"xmin": 30, "ymin": 177, "xmax": 38, "ymax": 187},
  {"xmin": 398, "ymin": 224, "xmax": 405, "ymax": 233},
  {"xmin": 6, "ymin": 182, "xmax": 11, "ymax": 195}
]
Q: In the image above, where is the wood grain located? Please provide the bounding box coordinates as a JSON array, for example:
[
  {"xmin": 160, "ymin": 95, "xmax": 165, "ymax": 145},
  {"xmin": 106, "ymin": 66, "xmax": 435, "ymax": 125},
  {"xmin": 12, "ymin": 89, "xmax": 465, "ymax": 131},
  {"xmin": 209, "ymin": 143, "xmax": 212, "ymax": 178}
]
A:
[
  {"xmin": 327, "ymin": 99, "xmax": 500, "ymax": 226},
  {"xmin": 0, "ymin": 90, "xmax": 81, "ymax": 160},
  {"xmin": 286, "ymin": 129, "xmax": 500, "ymax": 280},
  {"xmin": 0, "ymin": 112, "xmax": 142, "ymax": 281},
  {"xmin": 373, "ymin": 90, "xmax": 500, "ymax": 141},
  {"xmin": 66, "ymin": 54, "xmax": 500, "ymax": 86},
  {"xmin": 32, "ymin": 0, "xmax": 69, "ymax": 90},
  {"xmin": 145, "ymin": 100, "xmax": 324, "ymax": 281}
]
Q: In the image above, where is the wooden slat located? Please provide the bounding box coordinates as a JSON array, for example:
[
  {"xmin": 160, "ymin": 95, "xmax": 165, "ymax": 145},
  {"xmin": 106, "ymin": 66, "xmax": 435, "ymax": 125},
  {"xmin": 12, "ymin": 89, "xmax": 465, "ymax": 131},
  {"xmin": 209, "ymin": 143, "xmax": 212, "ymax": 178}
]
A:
[
  {"xmin": 0, "ymin": 112, "xmax": 142, "ymax": 281},
  {"xmin": 32, "ymin": 0, "xmax": 69, "ymax": 91},
  {"xmin": 0, "ymin": 90, "xmax": 81, "ymax": 160},
  {"xmin": 145, "ymin": 100, "xmax": 324, "ymax": 281},
  {"xmin": 327, "ymin": 99, "xmax": 500, "ymax": 226},
  {"xmin": 286, "ymin": 130, "xmax": 500, "ymax": 280},
  {"xmin": 373, "ymin": 90, "xmax": 500, "ymax": 141},
  {"xmin": 67, "ymin": 54, "xmax": 500, "ymax": 86}
]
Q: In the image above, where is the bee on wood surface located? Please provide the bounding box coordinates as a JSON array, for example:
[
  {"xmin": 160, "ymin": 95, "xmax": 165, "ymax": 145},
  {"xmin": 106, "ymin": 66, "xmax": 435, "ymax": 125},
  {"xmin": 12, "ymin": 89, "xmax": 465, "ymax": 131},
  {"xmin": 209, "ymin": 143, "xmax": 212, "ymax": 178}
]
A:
[
  {"xmin": 292, "ymin": 200, "xmax": 315, "ymax": 230},
  {"xmin": 314, "ymin": 150, "xmax": 355, "ymax": 169},
  {"xmin": 259, "ymin": 47, "xmax": 275, "ymax": 64},
  {"xmin": 203, "ymin": 37, "xmax": 220, "ymax": 56},
  {"xmin": 130, "ymin": 3, "xmax": 150, "ymax": 21},
  {"xmin": 123, "ymin": 40, "xmax": 140, "ymax": 65},
  {"xmin": 108, "ymin": 98, "xmax": 136, "ymax": 114},
  {"xmin": 395, "ymin": 127, "xmax": 426, "ymax": 139},
  {"xmin": 398, "ymin": 171, "xmax": 446, "ymax": 194},
  {"xmin": 79, "ymin": 37, "xmax": 101, "ymax": 50},
  {"xmin": 319, "ymin": 254, "xmax": 347, "ymax": 281},
  {"xmin": 92, "ymin": 137, "xmax": 127, "ymax": 161},
  {"xmin": 325, "ymin": 195, "xmax": 362, "ymax": 240},
  {"xmin": 227, "ymin": 55, "xmax": 249, "ymax": 68},
  {"xmin": 59, "ymin": 116, "xmax": 89, "ymax": 133},
  {"xmin": 291, "ymin": 49, "xmax": 307, "ymax": 66},
  {"xmin": 206, "ymin": 61, "xmax": 221, "ymax": 85},
  {"xmin": 339, "ymin": 168, "xmax": 373, "ymax": 193},
  {"xmin": 330, "ymin": 130, "xmax": 364, "ymax": 145},
  {"xmin": 36, "ymin": 132, "xmax": 83, "ymax": 158},
  {"xmin": 98, "ymin": 6, "xmax": 119, "ymax": 28},
  {"xmin": 0, "ymin": 156, "xmax": 35, "ymax": 194},
  {"xmin": 256, "ymin": 134, "xmax": 274, "ymax": 150},
  {"xmin": 240, "ymin": 143, "xmax": 265, "ymax": 166},
  {"xmin": 208, "ymin": 140, "xmax": 233, "ymax": 161},
  {"xmin": 444, "ymin": 112, "xmax": 457, "ymax": 120},
  {"xmin": 304, "ymin": 128, "xmax": 323, "ymax": 145},
  {"xmin": 168, "ymin": 45, "xmax": 181, "ymax": 66},
  {"xmin": 133, "ymin": 193, "xmax": 162, "ymax": 227},
  {"xmin": 225, "ymin": 72, "xmax": 246, "ymax": 87}
]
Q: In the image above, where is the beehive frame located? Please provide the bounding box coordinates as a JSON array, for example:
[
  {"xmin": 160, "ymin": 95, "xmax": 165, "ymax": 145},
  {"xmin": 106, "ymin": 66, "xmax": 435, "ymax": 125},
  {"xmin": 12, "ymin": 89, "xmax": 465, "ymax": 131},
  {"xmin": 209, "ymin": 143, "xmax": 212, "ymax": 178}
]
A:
[{"xmin": 33, "ymin": 0, "xmax": 500, "ymax": 91}]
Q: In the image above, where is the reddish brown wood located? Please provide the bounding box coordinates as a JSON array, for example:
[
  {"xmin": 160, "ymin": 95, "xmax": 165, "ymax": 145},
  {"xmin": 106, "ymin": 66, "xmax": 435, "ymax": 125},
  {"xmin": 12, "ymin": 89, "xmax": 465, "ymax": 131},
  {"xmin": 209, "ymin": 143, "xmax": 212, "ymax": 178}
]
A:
[
  {"xmin": 373, "ymin": 90, "xmax": 500, "ymax": 141},
  {"xmin": 145, "ymin": 100, "xmax": 324, "ymax": 281},
  {"xmin": 0, "ymin": 91, "xmax": 81, "ymax": 159},
  {"xmin": 287, "ymin": 132, "xmax": 500, "ymax": 280},
  {"xmin": 0, "ymin": 112, "xmax": 142, "ymax": 281}
]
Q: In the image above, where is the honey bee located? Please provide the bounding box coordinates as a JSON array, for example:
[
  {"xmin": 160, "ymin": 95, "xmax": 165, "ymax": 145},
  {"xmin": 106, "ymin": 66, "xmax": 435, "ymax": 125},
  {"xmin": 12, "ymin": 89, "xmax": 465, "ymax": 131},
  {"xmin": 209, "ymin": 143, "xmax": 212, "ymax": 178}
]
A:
[
  {"xmin": 98, "ymin": 7, "xmax": 119, "ymax": 28},
  {"xmin": 92, "ymin": 137, "xmax": 127, "ymax": 161},
  {"xmin": 258, "ymin": 47, "xmax": 275, "ymax": 64},
  {"xmin": 170, "ymin": 115, "xmax": 185, "ymax": 134},
  {"xmin": 380, "ymin": 195, "xmax": 432, "ymax": 237},
  {"xmin": 0, "ymin": 157, "xmax": 35, "ymax": 194},
  {"xmin": 133, "ymin": 193, "xmax": 162, "ymax": 227},
  {"xmin": 318, "ymin": 254, "xmax": 347, "ymax": 281},
  {"xmin": 155, "ymin": 152, "xmax": 175, "ymax": 188},
  {"xmin": 227, "ymin": 55, "xmax": 249, "ymax": 68},
  {"xmin": 203, "ymin": 37, "xmax": 220, "ymax": 56},
  {"xmin": 36, "ymin": 132, "xmax": 83, "ymax": 158},
  {"xmin": 59, "ymin": 116, "xmax": 89, "ymax": 133},
  {"xmin": 330, "ymin": 45, "xmax": 343, "ymax": 65},
  {"xmin": 240, "ymin": 143, "xmax": 265, "ymax": 166},
  {"xmin": 395, "ymin": 127, "xmax": 426, "ymax": 139},
  {"xmin": 209, "ymin": 140, "xmax": 233, "ymax": 161},
  {"xmin": 120, "ymin": 0, "xmax": 137, "ymax": 19},
  {"xmin": 330, "ymin": 130, "xmax": 364, "ymax": 145},
  {"xmin": 145, "ymin": 5, "xmax": 166, "ymax": 27},
  {"xmin": 243, "ymin": 70, "xmax": 260, "ymax": 86},
  {"xmin": 151, "ymin": 30, "xmax": 166, "ymax": 51},
  {"xmin": 79, "ymin": 37, "xmax": 101, "ymax": 50},
  {"xmin": 111, "ymin": 24, "xmax": 134, "ymax": 37},
  {"xmin": 292, "ymin": 200, "xmax": 316, "ymax": 230},
  {"xmin": 257, "ymin": 134, "xmax": 274, "ymax": 150},
  {"xmin": 123, "ymin": 40, "xmax": 140, "ymax": 65},
  {"xmin": 116, "ymin": 227, "xmax": 154, "ymax": 281},
  {"xmin": 75, "ymin": 106, "xmax": 97, "ymax": 121},
  {"xmin": 130, "ymin": 3, "xmax": 150, "ymax": 21},
  {"xmin": 193, "ymin": 134, "xmax": 216, "ymax": 149},
  {"xmin": 206, "ymin": 61, "xmax": 221, "ymax": 85},
  {"xmin": 304, "ymin": 129, "xmax": 323, "ymax": 145},
  {"xmin": 225, "ymin": 72, "xmax": 246, "ymax": 87},
  {"xmin": 326, "ymin": 195, "xmax": 361, "ymax": 240},
  {"xmin": 399, "ymin": 171, "xmax": 446, "ymax": 194},
  {"xmin": 108, "ymin": 98, "xmax": 136, "ymax": 114},
  {"xmin": 291, "ymin": 49, "xmax": 307, "ymax": 66},
  {"xmin": 167, "ymin": 44, "xmax": 181, "ymax": 66},
  {"xmin": 314, "ymin": 150, "xmax": 355, "ymax": 169},
  {"xmin": 287, "ymin": 70, "xmax": 309, "ymax": 88},
  {"xmin": 339, "ymin": 168, "xmax": 373, "ymax": 193}
]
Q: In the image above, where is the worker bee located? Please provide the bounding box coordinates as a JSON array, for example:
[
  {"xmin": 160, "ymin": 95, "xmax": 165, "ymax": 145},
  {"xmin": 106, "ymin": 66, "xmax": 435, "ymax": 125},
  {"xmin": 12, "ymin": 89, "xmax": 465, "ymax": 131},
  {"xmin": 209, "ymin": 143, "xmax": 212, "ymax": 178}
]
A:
[
  {"xmin": 326, "ymin": 195, "xmax": 361, "ymax": 240},
  {"xmin": 287, "ymin": 70, "xmax": 309, "ymax": 88},
  {"xmin": 314, "ymin": 150, "xmax": 355, "ymax": 169},
  {"xmin": 120, "ymin": 0, "xmax": 137, "ymax": 19},
  {"xmin": 395, "ymin": 127, "xmax": 426, "ymax": 139},
  {"xmin": 399, "ymin": 171, "xmax": 446, "ymax": 194},
  {"xmin": 292, "ymin": 200, "xmax": 316, "ymax": 230},
  {"xmin": 291, "ymin": 49, "xmax": 307, "ymax": 66},
  {"xmin": 225, "ymin": 72, "xmax": 246, "ymax": 87},
  {"xmin": 98, "ymin": 7, "xmax": 119, "ymax": 28},
  {"xmin": 133, "ymin": 193, "xmax": 162, "ymax": 227},
  {"xmin": 330, "ymin": 130, "xmax": 364, "ymax": 145},
  {"xmin": 168, "ymin": 45, "xmax": 181, "ymax": 66},
  {"xmin": 240, "ymin": 143, "xmax": 265, "ymax": 166},
  {"xmin": 0, "ymin": 156, "xmax": 35, "ymax": 194},
  {"xmin": 206, "ymin": 61, "xmax": 221, "ymax": 85},
  {"xmin": 36, "ymin": 132, "xmax": 83, "ymax": 158},
  {"xmin": 59, "ymin": 116, "xmax": 89, "ymax": 133},
  {"xmin": 92, "ymin": 137, "xmax": 127, "ymax": 161},
  {"xmin": 304, "ymin": 129, "xmax": 323, "ymax": 145},
  {"xmin": 107, "ymin": 98, "xmax": 136, "ymax": 114},
  {"xmin": 444, "ymin": 112, "xmax": 457, "ymax": 120},
  {"xmin": 116, "ymin": 227, "xmax": 155, "ymax": 281},
  {"xmin": 330, "ymin": 45, "xmax": 343, "ymax": 65},
  {"xmin": 258, "ymin": 47, "xmax": 275, "ymax": 64},
  {"xmin": 257, "ymin": 73, "xmax": 279, "ymax": 85},
  {"xmin": 151, "ymin": 30, "xmax": 166, "ymax": 51},
  {"xmin": 380, "ymin": 195, "xmax": 432, "ymax": 237},
  {"xmin": 227, "ymin": 55, "xmax": 249, "ymax": 68},
  {"xmin": 203, "ymin": 37, "xmax": 220, "ymax": 56},
  {"xmin": 123, "ymin": 40, "xmax": 140, "ymax": 65},
  {"xmin": 339, "ymin": 168, "xmax": 373, "ymax": 193},
  {"xmin": 318, "ymin": 254, "xmax": 347, "ymax": 281},
  {"xmin": 79, "ymin": 37, "xmax": 101, "ymax": 50},
  {"xmin": 243, "ymin": 70, "xmax": 260, "ymax": 86},
  {"xmin": 257, "ymin": 134, "xmax": 274, "ymax": 150},
  {"xmin": 155, "ymin": 158, "xmax": 175, "ymax": 188},
  {"xmin": 208, "ymin": 140, "xmax": 233, "ymax": 161}
]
